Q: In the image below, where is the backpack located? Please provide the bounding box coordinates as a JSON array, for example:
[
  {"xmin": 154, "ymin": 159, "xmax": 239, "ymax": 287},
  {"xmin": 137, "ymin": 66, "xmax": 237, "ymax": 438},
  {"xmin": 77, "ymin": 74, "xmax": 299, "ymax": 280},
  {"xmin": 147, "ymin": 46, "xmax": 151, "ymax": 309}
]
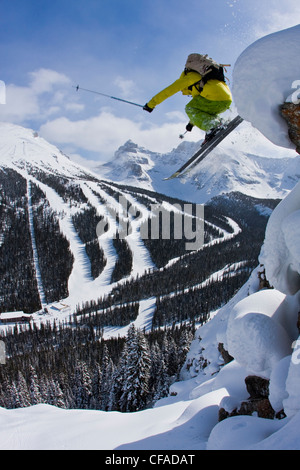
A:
[{"xmin": 185, "ymin": 53, "xmax": 229, "ymax": 92}]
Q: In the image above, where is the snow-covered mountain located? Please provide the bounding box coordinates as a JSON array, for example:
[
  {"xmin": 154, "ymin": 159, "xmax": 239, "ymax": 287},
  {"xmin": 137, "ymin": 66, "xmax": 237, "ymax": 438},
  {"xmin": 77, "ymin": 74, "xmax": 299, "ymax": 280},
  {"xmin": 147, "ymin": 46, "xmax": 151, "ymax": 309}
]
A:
[
  {"xmin": 0, "ymin": 122, "xmax": 98, "ymax": 180},
  {"xmin": 1, "ymin": 24, "xmax": 300, "ymax": 452},
  {"xmin": 1, "ymin": 120, "xmax": 270, "ymax": 316},
  {"xmin": 97, "ymin": 120, "xmax": 299, "ymax": 203}
]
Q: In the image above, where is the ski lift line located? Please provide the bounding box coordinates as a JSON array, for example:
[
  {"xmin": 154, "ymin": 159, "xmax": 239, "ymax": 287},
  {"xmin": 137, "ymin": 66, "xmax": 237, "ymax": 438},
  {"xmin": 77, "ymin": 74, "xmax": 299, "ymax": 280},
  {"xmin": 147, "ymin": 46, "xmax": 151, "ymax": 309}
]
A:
[{"xmin": 73, "ymin": 85, "xmax": 144, "ymax": 108}]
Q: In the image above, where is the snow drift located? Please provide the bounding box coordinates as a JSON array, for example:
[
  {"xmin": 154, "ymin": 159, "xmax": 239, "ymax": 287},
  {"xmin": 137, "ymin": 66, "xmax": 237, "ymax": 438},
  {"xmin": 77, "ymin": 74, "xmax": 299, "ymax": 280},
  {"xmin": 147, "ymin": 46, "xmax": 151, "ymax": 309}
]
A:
[
  {"xmin": 260, "ymin": 180, "xmax": 300, "ymax": 295},
  {"xmin": 204, "ymin": 24, "xmax": 300, "ymax": 449},
  {"xmin": 226, "ymin": 290, "xmax": 295, "ymax": 375},
  {"xmin": 233, "ymin": 24, "xmax": 300, "ymax": 151}
]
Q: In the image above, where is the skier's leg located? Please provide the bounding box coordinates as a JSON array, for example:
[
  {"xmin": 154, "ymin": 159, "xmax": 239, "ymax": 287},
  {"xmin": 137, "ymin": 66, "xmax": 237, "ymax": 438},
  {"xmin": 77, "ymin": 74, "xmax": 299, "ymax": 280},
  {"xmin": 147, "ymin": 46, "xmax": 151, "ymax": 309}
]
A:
[
  {"xmin": 185, "ymin": 95, "xmax": 231, "ymax": 132},
  {"xmin": 185, "ymin": 107, "xmax": 220, "ymax": 131}
]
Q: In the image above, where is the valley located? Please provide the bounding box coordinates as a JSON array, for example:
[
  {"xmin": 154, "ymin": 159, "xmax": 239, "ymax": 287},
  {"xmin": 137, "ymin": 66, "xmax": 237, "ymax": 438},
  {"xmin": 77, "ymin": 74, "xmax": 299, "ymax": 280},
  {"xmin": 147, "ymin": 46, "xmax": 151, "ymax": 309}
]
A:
[{"xmin": 0, "ymin": 122, "xmax": 285, "ymax": 413}]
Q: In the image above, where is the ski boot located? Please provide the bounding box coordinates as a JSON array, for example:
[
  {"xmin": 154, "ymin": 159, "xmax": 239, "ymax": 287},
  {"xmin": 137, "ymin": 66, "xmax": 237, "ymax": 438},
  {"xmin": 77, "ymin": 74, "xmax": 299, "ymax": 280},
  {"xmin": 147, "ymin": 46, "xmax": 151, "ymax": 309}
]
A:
[{"xmin": 201, "ymin": 122, "xmax": 227, "ymax": 147}]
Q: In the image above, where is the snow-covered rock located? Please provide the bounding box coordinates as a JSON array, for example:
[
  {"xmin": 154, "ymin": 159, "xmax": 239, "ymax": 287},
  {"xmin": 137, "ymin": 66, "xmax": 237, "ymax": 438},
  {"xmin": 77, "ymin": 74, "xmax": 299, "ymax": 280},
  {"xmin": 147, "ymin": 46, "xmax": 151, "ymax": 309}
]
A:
[
  {"xmin": 280, "ymin": 102, "xmax": 300, "ymax": 153},
  {"xmin": 259, "ymin": 179, "xmax": 300, "ymax": 295},
  {"xmin": 233, "ymin": 24, "xmax": 300, "ymax": 151},
  {"xmin": 269, "ymin": 355, "xmax": 290, "ymax": 413},
  {"xmin": 283, "ymin": 338, "xmax": 300, "ymax": 417},
  {"xmin": 226, "ymin": 290, "xmax": 294, "ymax": 376}
]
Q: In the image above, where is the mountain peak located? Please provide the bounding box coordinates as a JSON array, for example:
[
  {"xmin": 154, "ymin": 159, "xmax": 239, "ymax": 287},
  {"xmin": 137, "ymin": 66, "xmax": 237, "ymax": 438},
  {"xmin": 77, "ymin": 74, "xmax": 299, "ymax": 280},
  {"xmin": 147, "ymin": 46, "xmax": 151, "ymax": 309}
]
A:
[
  {"xmin": 118, "ymin": 139, "xmax": 140, "ymax": 153},
  {"xmin": 95, "ymin": 120, "xmax": 299, "ymax": 203},
  {"xmin": 0, "ymin": 122, "xmax": 95, "ymax": 180}
]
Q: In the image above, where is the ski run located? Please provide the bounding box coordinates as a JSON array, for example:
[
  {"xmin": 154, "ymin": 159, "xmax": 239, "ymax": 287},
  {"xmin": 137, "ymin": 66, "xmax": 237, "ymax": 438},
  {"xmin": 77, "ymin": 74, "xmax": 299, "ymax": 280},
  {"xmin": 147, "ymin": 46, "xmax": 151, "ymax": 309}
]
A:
[{"xmin": 0, "ymin": 168, "xmax": 241, "ymax": 338}]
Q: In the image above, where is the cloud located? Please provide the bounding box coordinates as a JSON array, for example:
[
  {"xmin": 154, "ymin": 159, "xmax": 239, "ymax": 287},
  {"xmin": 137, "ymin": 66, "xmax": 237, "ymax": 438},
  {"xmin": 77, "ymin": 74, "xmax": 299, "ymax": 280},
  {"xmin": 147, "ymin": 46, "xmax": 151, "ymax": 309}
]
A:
[
  {"xmin": 114, "ymin": 76, "xmax": 137, "ymax": 99},
  {"xmin": 39, "ymin": 110, "xmax": 203, "ymax": 161},
  {"xmin": 0, "ymin": 67, "xmax": 202, "ymax": 161},
  {"xmin": 29, "ymin": 68, "xmax": 70, "ymax": 94},
  {"xmin": 65, "ymin": 102, "xmax": 85, "ymax": 113},
  {"xmin": 252, "ymin": 0, "xmax": 300, "ymax": 39},
  {"xmin": 0, "ymin": 68, "xmax": 73, "ymax": 124},
  {"xmin": 0, "ymin": 84, "xmax": 40, "ymax": 123}
]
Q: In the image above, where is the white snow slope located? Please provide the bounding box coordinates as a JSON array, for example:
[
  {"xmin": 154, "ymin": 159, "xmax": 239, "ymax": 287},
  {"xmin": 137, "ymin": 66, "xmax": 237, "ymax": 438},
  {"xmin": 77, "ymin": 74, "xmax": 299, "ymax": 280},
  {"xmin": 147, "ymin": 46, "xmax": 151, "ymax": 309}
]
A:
[{"xmin": 1, "ymin": 25, "xmax": 300, "ymax": 451}]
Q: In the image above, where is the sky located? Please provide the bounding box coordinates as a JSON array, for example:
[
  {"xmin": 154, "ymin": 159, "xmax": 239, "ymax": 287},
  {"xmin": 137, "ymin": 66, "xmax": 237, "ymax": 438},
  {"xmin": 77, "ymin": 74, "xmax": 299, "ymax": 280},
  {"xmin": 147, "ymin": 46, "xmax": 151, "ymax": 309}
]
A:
[{"xmin": 0, "ymin": 0, "xmax": 299, "ymax": 165}]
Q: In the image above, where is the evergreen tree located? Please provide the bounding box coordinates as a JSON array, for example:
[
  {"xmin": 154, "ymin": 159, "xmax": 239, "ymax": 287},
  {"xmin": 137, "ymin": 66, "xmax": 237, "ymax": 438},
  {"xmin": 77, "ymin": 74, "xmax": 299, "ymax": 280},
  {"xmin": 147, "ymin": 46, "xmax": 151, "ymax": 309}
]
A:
[
  {"xmin": 120, "ymin": 325, "xmax": 151, "ymax": 412},
  {"xmin": 108, "ymin": 344, "xmax": 128, "ymax": 411},
  {"xmin": 16, "ymin": 371, "xmax": 31, "ymax": 407},
  {"xmin": 166, "ymin": 336, "xmax": 179, "ymax": 378},
  {"xmin": 101, "ymin": 358, "xmax": 114, "ymax": 411},
  {"xmin": 9, "ymin": 382, "xmax": 22, "ymax": 409},
  {"xmin": 149, "ymin": 341, "xmax": 169, "ymax": 402},
  {"xmin": 39, "ymin": 375, "xmax": 49, "ymax": 403},
  {"xmin": 99, "ymin": 345, "xmax": 113, "ymax": 410},
  {"xmin": 29, "ymin": 365, "xmax": 42, "ymax": 405},
  {"xmin": 91, "ymin": 364, "xmax": 101, "ymax": 410},
  {"xmin": 47, "ymin": 378, "xmax": 65, "ymax": 408},
  {"xmin": 72, "ymin": 361, "xmax": 92, "ymax": 409},
  {"xmin": 0, "ymin": 384, "xmax": 7, "ymax": 408},
  {"xmin": 154, "ymin": 360, "xmax": 170, "ymax": 402}
]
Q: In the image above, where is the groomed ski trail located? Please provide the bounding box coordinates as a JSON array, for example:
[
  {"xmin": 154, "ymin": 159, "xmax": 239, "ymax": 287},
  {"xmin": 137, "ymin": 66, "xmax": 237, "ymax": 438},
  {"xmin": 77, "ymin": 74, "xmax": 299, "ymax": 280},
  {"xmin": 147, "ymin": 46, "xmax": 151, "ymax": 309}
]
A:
[
  {"xmin": 89, "ymin": 182, "xmax": 156, "ymax": 277},
  {"xmin": 26, "ymin": 179, "xmax": 47, "ymax": 306},
  {"xmin": 21, "ymin": 175, "xmax": 102, "ymax": 311},
  {"xmin": 102, "ymin": 297, "xmax": 157, "ymax": 340},
  {"xmin": 79, "ymin": 182, "xmax": 118, "ymax": 288}
]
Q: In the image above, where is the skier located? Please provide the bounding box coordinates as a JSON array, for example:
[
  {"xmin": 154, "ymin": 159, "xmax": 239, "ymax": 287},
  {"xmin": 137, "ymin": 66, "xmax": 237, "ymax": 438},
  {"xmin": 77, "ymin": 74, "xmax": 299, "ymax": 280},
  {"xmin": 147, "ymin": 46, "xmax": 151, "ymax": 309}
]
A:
[{"xmin": 143, "ymin": 54, "xmax": 232, "ymax": 144}]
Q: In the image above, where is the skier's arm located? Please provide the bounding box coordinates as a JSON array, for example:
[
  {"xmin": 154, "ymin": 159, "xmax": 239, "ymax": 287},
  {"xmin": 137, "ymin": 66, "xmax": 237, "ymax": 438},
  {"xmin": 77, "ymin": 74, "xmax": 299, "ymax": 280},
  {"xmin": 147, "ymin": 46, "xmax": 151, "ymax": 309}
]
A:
[{"xmin": 144, "ymin": 72, "xmax": 201, "ymax": 111}]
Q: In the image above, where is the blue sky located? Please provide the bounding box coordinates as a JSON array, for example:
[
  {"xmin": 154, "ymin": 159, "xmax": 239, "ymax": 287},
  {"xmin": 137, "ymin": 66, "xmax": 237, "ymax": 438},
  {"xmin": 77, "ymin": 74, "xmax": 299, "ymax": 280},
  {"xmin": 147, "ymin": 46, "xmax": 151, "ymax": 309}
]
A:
[{"xmin": 0, "ymin": 0, "xmax": 299, "ymax": 163}]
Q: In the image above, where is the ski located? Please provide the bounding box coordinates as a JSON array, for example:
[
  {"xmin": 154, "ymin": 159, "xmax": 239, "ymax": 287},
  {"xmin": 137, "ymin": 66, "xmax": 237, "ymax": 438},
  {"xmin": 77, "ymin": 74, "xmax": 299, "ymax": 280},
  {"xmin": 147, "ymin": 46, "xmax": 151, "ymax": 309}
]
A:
[{"xmin": 164, "ymin": 115, "xmax": 244, "ymax": 180}]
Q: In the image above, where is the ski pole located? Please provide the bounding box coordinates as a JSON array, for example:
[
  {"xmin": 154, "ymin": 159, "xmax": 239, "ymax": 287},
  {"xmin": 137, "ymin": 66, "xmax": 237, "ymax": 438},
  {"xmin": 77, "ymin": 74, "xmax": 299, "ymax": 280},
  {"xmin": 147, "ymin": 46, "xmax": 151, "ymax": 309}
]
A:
[
  {"xmin": 73, "ymin": 85, "xmax": 144, "ymax": 108},
  {"xmin": 179, "ymin": 130, "xmax": 188, "ymax": 139}
]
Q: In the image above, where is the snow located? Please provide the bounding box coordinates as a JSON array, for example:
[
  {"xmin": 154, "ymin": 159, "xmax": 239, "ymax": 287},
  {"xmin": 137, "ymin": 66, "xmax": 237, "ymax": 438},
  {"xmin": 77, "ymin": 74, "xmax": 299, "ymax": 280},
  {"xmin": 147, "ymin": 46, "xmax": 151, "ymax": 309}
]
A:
[
  {"xmin": 283, "ymin": 340, "xmax": 300, "ymax": 418},
  {"xmin": 1, "ymin": 25, "xmax": 300, "ymax": 451},
  {"xmin": 207, "ymin": 414, "xmax": 283, "ymax": 450},
  {"xmin": 99, "ymin": 127, "xmax": 298, "ymax": 204},
  {"xmin": 102, "ymin": 298, "xmax": 156, "ymax": 340},
  {"xmin": 0, "ymin": 122, "xmax": 95, "ymax": 179},
  {"xmin": 233, "ymin": 24, "xmax": 300, "ymax": 151},
  {"xmin": 226, "ymin": 290, "xmax": 295, "ymax": 376},
  {"xmin": 269, "ymin": 356, "xmax": 290, "ymax": 413},
  {"xmin": 260, "ymin": 180, "xmax": 300, "ymax": 295},
  {"xmin": 0, "ymin": 312, "xmax": 29, "ymax": 320}
]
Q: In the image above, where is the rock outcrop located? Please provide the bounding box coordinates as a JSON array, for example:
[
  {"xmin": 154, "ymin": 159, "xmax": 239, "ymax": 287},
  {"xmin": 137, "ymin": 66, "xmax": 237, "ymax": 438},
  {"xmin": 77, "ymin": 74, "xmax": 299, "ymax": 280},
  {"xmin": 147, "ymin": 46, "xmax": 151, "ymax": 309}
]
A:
[
  {"xmin": 280, "ymin": 102, "xmax": 300, "ymax": 154},
  {"xmin": 219, "ymin": 375, "xmax": 276, "ymax": 421}
]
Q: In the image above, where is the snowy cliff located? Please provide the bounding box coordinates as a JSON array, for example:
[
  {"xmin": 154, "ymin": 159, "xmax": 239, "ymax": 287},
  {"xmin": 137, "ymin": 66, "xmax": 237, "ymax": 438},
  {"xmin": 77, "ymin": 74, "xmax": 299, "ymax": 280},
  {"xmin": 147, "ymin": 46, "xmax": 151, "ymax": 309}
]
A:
[
  {"xmin": 233, "ymin": 24, "xmax": 300, "ymax": 151},
  {"xmin": 197, "ymin": 176, "xmax": 300, "ymax": 450},
  {"xmin": 176, "ymin": 24, "xmax": 300, "ymax": 450},
  {"xmin": 201, "ymin": 24, "xmax": 300, "ymax": 449}
]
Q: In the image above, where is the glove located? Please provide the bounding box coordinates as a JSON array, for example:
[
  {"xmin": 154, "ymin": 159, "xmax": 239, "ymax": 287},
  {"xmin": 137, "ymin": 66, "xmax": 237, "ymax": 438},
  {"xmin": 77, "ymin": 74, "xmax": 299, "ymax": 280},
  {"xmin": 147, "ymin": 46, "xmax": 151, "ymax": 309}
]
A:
[
  {"xmin": 186, "ymin": 122, "xmax": 194, "ymax": 132},
  {"xmin": 143, "ymin": 103, "xmax": 154, "ymax": 113}
]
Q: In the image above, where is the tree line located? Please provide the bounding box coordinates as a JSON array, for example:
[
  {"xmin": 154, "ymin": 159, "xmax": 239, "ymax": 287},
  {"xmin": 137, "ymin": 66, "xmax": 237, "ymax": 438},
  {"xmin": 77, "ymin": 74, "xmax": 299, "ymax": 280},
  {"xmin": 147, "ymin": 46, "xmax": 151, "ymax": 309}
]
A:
[
  {"xmin": 0, "ymin": 321, "xmax": 195, "ymax": 412},
  {"xmin": 31, "ymin": 183, "xmax": 74, "ymax": 303},
  {"xmin": 72, "ymin": 204, "xmax": 107, "ymax": 279},
  {"xmin": 0, "ymin": 169, "xmax": 41, "ymax": 313}
]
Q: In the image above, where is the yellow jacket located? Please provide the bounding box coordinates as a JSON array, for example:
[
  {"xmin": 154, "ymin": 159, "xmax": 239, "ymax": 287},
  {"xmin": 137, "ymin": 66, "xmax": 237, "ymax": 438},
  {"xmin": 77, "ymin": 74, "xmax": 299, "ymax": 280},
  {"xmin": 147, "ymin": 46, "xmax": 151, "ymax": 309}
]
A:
[{"xmin": 147, "ymin": 71, "xmax": 232, "ymax": 109}]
